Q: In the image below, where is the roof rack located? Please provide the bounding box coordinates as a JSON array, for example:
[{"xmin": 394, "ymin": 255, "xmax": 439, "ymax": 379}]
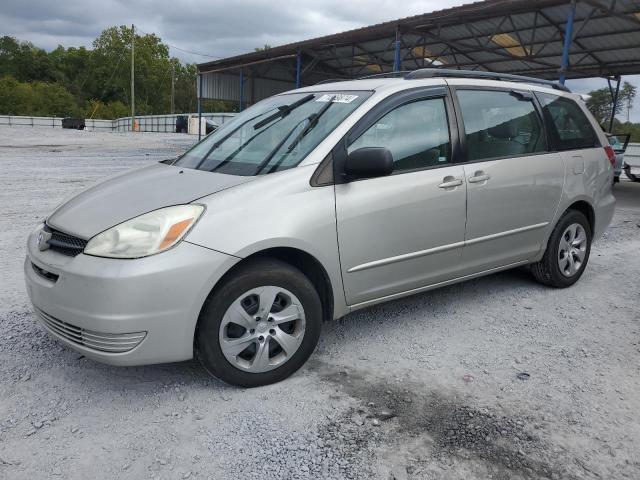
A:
[
  {"xmin": 314, "ymin": 72, "xmax": 407, "ymax": 85},
  {"xmin": 314, "ymin": 78, "xmax": 350, "ymax": 85},
  {"xmin": 404, "ymin": 68, "xmax": 571, "ymax": 92},
  {"xmin": 356, "ymin": 71, "xmax": 410, "ymax": 80}
]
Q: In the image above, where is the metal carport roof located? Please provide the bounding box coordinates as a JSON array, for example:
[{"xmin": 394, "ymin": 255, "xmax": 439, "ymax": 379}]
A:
[{"xmin": 196, "ymin": 0, "xmax": 640, "ymax": 105}]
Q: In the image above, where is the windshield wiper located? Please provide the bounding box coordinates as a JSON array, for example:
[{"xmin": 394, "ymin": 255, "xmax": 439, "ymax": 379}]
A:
[
  {"xmin": 210, "ymin": 116, "xmax": 286, "ymax": 172},
  {"xmin": 254, "ymin": 96, "xmax": 336, "ymax": 175},
  {"xmin": 253, "ymin": 94, "xmax": 315, "ymax": 130},
  {"xmin": 252, "ymin": 118, "xmax": 309, "ymax": 175},
  {"xmin": 284, "ymin": 96, "xmax": 335, "ymax": 154},
  {"xmin": 194, "ymin": 109, "xmax": 274, "ymax": 170}
]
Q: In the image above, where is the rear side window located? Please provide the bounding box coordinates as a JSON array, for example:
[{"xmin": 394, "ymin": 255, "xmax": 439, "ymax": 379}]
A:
[
  {"xmin": 457, "ymin": 89, "xmax": 545, "ymax": 161},
  {"xmin": 536, "ymin": 93, "xmax": 599, "ymax": 151},
  {"xmin": 348, "ymin": 97, "xmax": 451, "ymax": 172}
]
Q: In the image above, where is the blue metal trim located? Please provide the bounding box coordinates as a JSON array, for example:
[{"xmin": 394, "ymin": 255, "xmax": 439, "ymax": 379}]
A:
[
  {"xmin": 296, "ymin": 50, "xmax": 302, "ymax": 88},
  {"xmin": 559, "ymin": 0, "xmax": 576, "ymax": 85},
  {"xmin": 393, "ymin": 39, "xmax": 402, "ymax": 72}
]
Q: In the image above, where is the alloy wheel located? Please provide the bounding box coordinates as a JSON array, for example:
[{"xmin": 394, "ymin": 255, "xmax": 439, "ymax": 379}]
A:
[
  {"xmin": 218, "ymin": 286, "xmax": 306, "ymax": 373},
  {"xmin": 557, "ymin": 223, "xmax": 587, "ymax": 277}
]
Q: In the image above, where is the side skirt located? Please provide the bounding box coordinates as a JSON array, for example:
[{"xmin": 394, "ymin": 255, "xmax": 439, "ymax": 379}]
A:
[{"xmin": 347, "ymin": 260, "xmax": 530, "ymax": 312}]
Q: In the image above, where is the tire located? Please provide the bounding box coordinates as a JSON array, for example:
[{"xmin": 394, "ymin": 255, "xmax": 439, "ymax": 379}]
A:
[
  {"xmin": 530, "ymin": 210, "xmax": 592, "ymax": 288},
  {"xmin": 624, "ymin": 167, "xmax": 640, "ymax": 182},
  {"xmin": 195, "ymin": 258, "xmax": 322, "ymax": 387}
]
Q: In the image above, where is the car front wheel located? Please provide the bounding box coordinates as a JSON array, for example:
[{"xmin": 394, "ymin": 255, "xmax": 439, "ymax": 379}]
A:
[{"xmin": 195, "ymin": 258, "xmax": 322, "ymax": 387}]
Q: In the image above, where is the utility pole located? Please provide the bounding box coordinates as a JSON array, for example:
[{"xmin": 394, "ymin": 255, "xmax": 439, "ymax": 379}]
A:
[
  {"xmin": 171, "ymin": 63, "xmax": 175, "ymax": 114},
  {"xmin": 131, "ymin": 24, "xmax": 135, "ymax": 131}
]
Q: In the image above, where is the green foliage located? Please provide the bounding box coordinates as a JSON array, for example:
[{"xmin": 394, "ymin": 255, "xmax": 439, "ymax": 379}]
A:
[
  {"xmin": 84, "ymin": 99, "xmax": 130, "ymax": 120},
  {"xmin": 585, "ymin": 81, "xmax": 637, "ymax": 126},
  {"xmin": 620, "ymin": 82, "xmax": 637, "ymax": 123},
  {"xmin": 0, "ymin": 28, "xmax": 210, "ymax": 118},
  {"xmin": 202, "ymin": 99, "xmax": 237, "ymax": 112},
  {"xmin": 0, "ymin": 36, "xmax": 56, "ymax": 82},
  {"xmin": 0, "ymin": 75, "xmax": 79, "ymax": 116},
  {"xmin": 610, "ymin": 119, "xmax": 640, "ymax": 142}
]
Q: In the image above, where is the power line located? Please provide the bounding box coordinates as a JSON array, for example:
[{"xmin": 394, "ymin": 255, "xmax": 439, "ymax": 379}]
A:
[
  {"xmin": 134, "ymin": 25, "xmax": 224, "ymax": 59},
  {"xmin": 89, "ymin": 50, "xmax": 126, "ymax": 119},
  {"xmin": 166, "ymin": 43, "xmax": 224, "ymax": 59}
]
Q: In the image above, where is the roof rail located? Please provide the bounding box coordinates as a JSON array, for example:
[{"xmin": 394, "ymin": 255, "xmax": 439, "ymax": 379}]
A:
[
  {"xmin": 356, "ymin": 71, "xmax": 410, "ymax": 80},
  {"xmin": 314, "ymin": 72, "xmax": 408, "ymax": 85},
  {"xmin": 314, "ymin": 78, "xmax": 350, "ymax": 85},
  {"xmin": 404, "ymin": 68, "xmax": 571, "ymax": 92}
]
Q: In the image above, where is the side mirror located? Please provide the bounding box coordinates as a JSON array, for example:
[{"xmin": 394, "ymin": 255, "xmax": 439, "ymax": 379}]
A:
[{"xmin": 344, "ymin": 147, "xmax": 394, "ymax": 180}]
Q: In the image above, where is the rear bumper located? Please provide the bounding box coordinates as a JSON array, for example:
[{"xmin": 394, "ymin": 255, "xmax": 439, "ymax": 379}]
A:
[{"xmin": 24, "ymin": 224, "xmax": 238, "ymax": 366}]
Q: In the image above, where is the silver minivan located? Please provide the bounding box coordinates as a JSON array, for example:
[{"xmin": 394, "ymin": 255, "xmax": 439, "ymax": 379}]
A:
[{"xmin": 25, "ymin": 70, "xmax": 616, "ymax": 387}]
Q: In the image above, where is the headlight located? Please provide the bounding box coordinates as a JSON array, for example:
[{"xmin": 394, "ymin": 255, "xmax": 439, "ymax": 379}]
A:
[{"xmin": 84, "ymin": 205, "xmax": 204, "ymax": 258}]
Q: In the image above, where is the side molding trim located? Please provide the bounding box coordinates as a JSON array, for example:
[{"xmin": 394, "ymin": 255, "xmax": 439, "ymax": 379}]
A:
[{"xmin": 347, "ymin": 222, "xmax": 548, "ymax": 273}]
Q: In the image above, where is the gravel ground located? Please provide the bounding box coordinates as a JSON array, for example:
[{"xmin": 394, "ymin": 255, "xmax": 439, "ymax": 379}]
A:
[{"xmin": 1, "ymin": 126, "xmax": 639, "ymax": 480}]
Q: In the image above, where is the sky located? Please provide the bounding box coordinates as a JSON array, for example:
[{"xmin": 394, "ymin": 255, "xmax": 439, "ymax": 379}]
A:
[{"xmin": 1, "ymin": 0, "xmax": 638, "ymax": 121}]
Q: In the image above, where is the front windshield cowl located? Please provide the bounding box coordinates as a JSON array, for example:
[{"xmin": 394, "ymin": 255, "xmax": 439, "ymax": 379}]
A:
[{"xmin": 173, "ymin": 91, "xmax": 371, "ymax": 176}]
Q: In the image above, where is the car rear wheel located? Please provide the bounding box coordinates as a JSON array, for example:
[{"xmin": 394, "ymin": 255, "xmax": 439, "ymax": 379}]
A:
[
  {"xmin": 624, "ymin": 167, "xmax": 640, "ymax": 182},
  {"xmin": 530, "ymin": 210, "xmax": 592, "ymax": 288},
  {"xmin": 195, "ymin": 258, "xmax": 322, "ymax": 387}
]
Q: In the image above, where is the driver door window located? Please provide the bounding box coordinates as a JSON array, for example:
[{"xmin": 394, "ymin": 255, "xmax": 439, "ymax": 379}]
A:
[{"xmin": 348, "ymin": 98, "xmax": 451, "ymax": 172}]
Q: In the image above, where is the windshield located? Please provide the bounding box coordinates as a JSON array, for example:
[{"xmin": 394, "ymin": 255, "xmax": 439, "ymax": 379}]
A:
[{"xmin": 174, "ymin": 91, "xmax": 371, "ymax": 176}]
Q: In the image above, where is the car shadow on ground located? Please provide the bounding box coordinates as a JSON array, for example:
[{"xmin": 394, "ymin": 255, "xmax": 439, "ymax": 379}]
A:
[
  {"xmin": 38, "ymin": 266, "xmax": 540, "ymax": 393},
  {"xmin": 323, "ymin": 266, "xmax": 541, "ymax": 335}
]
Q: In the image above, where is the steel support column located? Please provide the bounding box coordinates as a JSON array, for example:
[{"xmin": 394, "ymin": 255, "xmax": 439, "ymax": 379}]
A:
[
  {"xmin": 197, "ymin": 73, "xmax": 202, "ymax": 141},
  {"xmin": 295, "ymin": 49, "xmax": 302, "ymax": 88},
  {"xmin": 559, "ymin": 0, "xmax": 576, "ymax": 84},
  {"xmin": 608, "ymin": 76, "xmax": 621, "ymax": 133},
  {"xmin": 393, "ymin": 26, "xmax": 402, "ymax": 72},
  {"xmin": 239, "ymin": 68, "xmax": 245, "ymax": 112}
]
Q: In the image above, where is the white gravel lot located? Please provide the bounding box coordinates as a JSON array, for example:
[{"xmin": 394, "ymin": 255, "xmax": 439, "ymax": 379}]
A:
[{"xmin": 1, "ymin": 126, "xmax": 639, "ymax": 480}]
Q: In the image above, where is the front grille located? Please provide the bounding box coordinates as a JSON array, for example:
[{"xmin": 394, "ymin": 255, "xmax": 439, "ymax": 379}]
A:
[
  {"xmin": 35, "ymin": 308, "xmax": 147, "ymax": 353},
  {"xmin": 45, "ymin": 225, "xmax": 87, "ymax": 256}
]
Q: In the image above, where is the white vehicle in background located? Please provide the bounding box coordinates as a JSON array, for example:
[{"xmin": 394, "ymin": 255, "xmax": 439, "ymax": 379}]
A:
[
  {"xmin": 606, "ymin": 133, "xmax": 630, "ymax": 183},
  {"xmin": 623, "ymin": 140, "xmax": 640, "ymax": 182}
]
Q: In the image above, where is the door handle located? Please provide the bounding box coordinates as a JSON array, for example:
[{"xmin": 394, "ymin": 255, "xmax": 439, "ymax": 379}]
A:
[
  {"xmin": 468, "ymin": 171, "xmax": 491, "ymax": 183},
  {"xmin": 438, "ymin": 176, "xmax": 463, "ymax": 189}
]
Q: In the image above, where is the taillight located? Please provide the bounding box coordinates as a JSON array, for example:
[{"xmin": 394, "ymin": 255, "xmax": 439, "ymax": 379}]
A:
[{"xmin": 604, "ymin": 145, "xmax": 616, "ymax": 166}]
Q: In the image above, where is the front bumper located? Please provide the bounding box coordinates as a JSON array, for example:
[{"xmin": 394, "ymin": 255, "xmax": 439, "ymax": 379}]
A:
[{"xmin": 24, "ymin": 224, "xmax": 238, "ymax": 366}]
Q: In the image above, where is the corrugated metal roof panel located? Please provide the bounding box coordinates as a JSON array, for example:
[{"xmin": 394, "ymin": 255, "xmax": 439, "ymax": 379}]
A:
[{"xmin": 198, "ymin": 0, "xmax": 640, "ymax": 101}]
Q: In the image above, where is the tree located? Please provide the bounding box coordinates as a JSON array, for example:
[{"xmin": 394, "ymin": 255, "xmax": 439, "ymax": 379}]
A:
[
  {"xmin": 0, "ymin": 27, "xmax": 249, "ymax": 118},
  {"xmin": 0, "ymin": 36, "xmax": 56, "ymax": 82},
  {"xmin": 585, "ymin": 81, "xmax": 637, "ymax": 126},
  {"xmin": 90, "ymin": 25, "xmax": 173, "ymax": 114},
  {"xmin": 0, "ymin": 75, "xmax": 79, "ymax": 116},
  {"xmin": 621, "ymin": 82, "xmax": 637, "ymax": 122}
]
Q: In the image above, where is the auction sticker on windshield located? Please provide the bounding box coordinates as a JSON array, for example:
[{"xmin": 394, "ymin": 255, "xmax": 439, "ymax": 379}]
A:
[{"xmin": 316, "ymin": 94, "xmax": 359, "ymax": 103}]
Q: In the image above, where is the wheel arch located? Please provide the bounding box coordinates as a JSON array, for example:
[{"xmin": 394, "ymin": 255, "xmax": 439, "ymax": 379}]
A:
[
  {"xmin": 565, "ymin": 199, "xmax": 595, "ymax": 234},
  {"xmin": 205, "ymin": 246, "xmax": 335, "ymax": 324},
  {"xmin": 536, "ymin": 197, "xmax": 596, "ymax": 262}
]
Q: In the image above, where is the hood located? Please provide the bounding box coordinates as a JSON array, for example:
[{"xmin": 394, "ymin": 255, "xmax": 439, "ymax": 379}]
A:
[{"xmin": 47, "ymin": 163, "xmax": 253, "ymax": 239}]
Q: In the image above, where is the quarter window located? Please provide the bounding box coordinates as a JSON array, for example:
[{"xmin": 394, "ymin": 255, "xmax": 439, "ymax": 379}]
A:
[
  {"xmin": 348, "ymin": 98, "xmax": 451, "ymax": 172},
  {"xmin": 536, "ymin": 93, "xmax": 599, "ymax": 151},
  {"xmin": 457, "ymin": 89, "xmax": 545, "ymax": 161}
]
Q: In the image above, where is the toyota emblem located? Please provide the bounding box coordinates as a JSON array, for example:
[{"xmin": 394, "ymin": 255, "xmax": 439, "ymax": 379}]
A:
[{"xmin": 37, "ymin": 230, "xmax": 51, "ymax": 251}]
